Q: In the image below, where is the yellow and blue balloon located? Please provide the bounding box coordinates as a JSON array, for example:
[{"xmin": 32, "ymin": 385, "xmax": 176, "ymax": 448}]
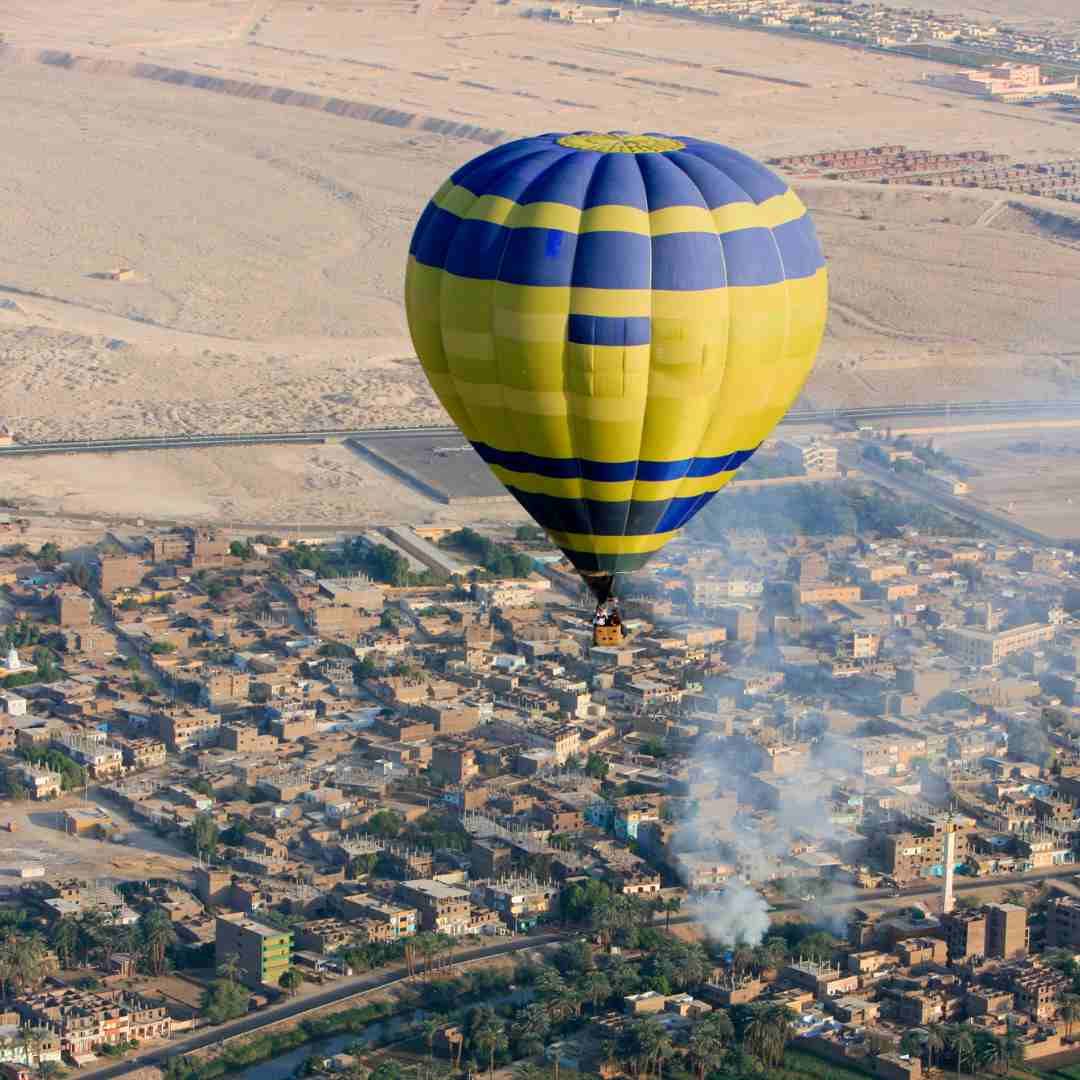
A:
[{"xmin": 405, "ymin": 131, "xmax": 828, "ymax": 598}]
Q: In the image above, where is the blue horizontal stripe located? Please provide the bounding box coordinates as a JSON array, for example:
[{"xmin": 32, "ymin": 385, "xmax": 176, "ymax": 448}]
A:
[
  {"xmin": 566, "ymin": 315, "xmax": 652, "ymax": 347},
  {"xmin": 412, "ymin": 213, "xmax": 813, "ymax": 291},
  {"xmin": 411, "ymin": 204, "xmax": 461, "ymax": 269},
  {"xmin": 773, "ymin": 213, "xmax": 826, "ymax": 281},
  {"xmin": 652, "ymin": 232, "xmax": 726, "ymax": 291},
  {"xmin": 497, "ymin": 228, "xmax": 578, "ymax": 287},
  {"xmin": 721, "ymin": 227, "xmax": 784, "ymax": 288},
  {"xmin": 443, "ymin": 219, "xmax": 513, "ymax": 280},
  {"xmin": 572, "ymin": 232, "xmax": 652, "ymax": 289},
  {"xmin": 656, "ymin": 490, "xmax": 722, "ymax": 533},
  {"xmin": 505, "ymin": 486, "xmax": 723, "ymax": 537},
  {"xmin": 472, "ymin": 442, "xmax": 760, "ymax": 483}
]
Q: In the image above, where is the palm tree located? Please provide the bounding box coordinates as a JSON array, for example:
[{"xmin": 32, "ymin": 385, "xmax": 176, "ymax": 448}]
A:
[
  {"xmin": 140, "ymin": 909, "xmax": 176, "ymax": 977},
  {"xmin": 653, "ymin": 1028, "xmax": 674, "ymax": 1080},
  {"xmin": 599, "ymin": 1039, "xmax": 618, "ymax": 1078},
  {"xmin": 731, "ymin": 944, "xmax": 754, "ymax": 979},
  {"xmin": 972, "ymin": 1032, "xmax": 999, "ymax": 1075},
  {"xmin": 744, "ymin": 1004, "xmax": 793, "ymax": 1070},
  {"xmin": 948, "ymin": 1027, "xmax": 974, "ymax": 1077},
  {"xmin": 51, "ymin": 917, "xmax": 80, "ymax": 970},
  {"xmin": 663, "ymin": 898, "xmax": 681, "ymax": 931},
  {"xmin": 590, "ymin": 901, "xmax": 616, "ymax": 947},
  {"xmin": 688, "ymin": 1014, "xmax": 730, "ymax": 1080},
  {"xmin": 1062, "ymin": 995, "xmax": 1080, "ymax": 1041},
  {"xmin": 533, "ymin": 967, "xmax": 567, "ymax": 1002},
  {"xmin": 7, "ymin": 935, "xmax": 50, "ymax": 995},
  {"xmin": 513, "ymin": 1066, "xmax": 545, "ymax": 1080},
  {"xmin": 925, "ymin": 1023, "xmax": 947, "ymax": 1071},
  {"xmin": 632, "ymin": 1018, "xmax": 665, "ymax": 1079},
  {"xmin": 421, "ymin": 1015, "xmax": 446, "ymax": 1062},
  {"xmin": 1000, "ymin": 1018, "xmax": 1022, "ymax": 1074},
  {"xmin": 278, "ymin": 968, "xmax": 302, "ymax": 997},
  {"xmin": 578, "ymin": 970, "xmax": 611, "ymax": 1012},
  {"xmin": 900, "ymin": 1031, "xmax": 924, "ymax": 1061},
  {"xmin": 472, "ymin": 1019, "xmax": 507, "ymax": 1080},
  {"xmin": 217, "ymin": 950, "xmax": 241, "ymax": 985},
  {"xmin": 511, "ymin": 1003, "xmax": 549, "ymax": 1058},
  {"xmin": 759, "ymin": 936, "xmax": 789, "ymax": 973}
]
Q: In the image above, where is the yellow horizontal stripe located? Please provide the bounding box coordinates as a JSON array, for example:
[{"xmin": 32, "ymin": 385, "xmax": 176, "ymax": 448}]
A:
[
  {"xmin": 547, "ymin": 530, "xmax": 677, "ymax": 555},
  {"xmin": 712, "ymin": 189, "xmax": 807, "ymax": 233},
  {"xmin": 505, "ymin": 201, "xmax": 582, "ymax": 233},
  {"xmin": 489, "ymin": 465, "xmax": 738, "ymax": 504},
  {"xmin": 637, "ymin": 471, "xmax": 736, "ymax": 500},
  {"xmin": 651, "ymin": 205, "xmax": 716, "ymax": 235},
  {"xmin": 431, "ymin": 186, "xmax": 806, "ymax": 238},
  {"xmin": 581, "ymin": 205, "xmax": 649, "ymax": 233}
]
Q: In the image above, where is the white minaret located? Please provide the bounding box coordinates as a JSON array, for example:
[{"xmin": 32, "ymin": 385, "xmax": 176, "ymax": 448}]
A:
[
  {"xmin": 942, "ymin": 823, "xmax": 957, "ymax": 915},
  {"xmin": 5, "ymin": 647, "xmax": 21, "ymax": 672}
]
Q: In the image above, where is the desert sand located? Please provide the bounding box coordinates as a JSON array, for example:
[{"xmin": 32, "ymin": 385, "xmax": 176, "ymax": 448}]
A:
[{"xmin": 0, "ymin": 0, "xmax": 1078, "ymax": 524}]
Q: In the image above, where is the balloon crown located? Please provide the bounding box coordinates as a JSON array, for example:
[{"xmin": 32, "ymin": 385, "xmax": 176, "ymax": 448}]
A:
[{"xmin": 556, "ymin": 133, "xmax": 686, "ymax": 154}]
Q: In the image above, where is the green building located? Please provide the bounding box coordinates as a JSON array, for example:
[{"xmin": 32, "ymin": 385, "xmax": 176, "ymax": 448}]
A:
[{"xmin": 215, "ymin": 914, "xmax": 293, "ymax": 989}]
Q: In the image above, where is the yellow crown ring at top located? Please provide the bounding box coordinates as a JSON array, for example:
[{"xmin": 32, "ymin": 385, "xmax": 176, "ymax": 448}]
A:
[{"xmin": 557, "ymin": 133, "xmax": 685, "ymax": 153}]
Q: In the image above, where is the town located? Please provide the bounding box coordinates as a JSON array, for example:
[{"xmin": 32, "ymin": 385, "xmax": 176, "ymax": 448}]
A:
[
  {"xmin": 0, "ymin": 423, "xmax": 1079, "ymax": 1080},
  {"xmin": 613, "ymin": 0, "xmax": 1080, "ymax": 87}
]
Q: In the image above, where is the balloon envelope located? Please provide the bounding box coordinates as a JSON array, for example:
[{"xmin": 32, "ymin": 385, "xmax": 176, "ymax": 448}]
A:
[{"xmin": 406, "ymin": 132, "xmax": 828, "ymax": 595}]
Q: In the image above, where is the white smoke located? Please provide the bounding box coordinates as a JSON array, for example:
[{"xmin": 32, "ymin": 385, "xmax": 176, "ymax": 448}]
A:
[{"xmin": 697, "ymin": 880, "xmax": 771, "ymax": 947}]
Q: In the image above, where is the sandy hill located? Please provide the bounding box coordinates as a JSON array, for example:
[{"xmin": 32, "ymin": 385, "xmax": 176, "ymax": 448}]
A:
[{"xmin": 0, "ymin": 0, "xmax": 1077, "ymax": 453}]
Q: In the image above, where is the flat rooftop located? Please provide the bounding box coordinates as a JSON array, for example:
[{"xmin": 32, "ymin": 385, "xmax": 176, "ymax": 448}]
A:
[
  {"xmin": 401, "ymin": 878, "xmax": 470, "ymax": 900},
  {"xmin": 349, "ymin": 434, "xmax": 513, "ymax": 505}
]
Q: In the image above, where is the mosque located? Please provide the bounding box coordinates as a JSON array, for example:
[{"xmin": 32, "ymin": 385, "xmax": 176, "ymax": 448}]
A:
[{"xmin": 0, "ymin": 647, "xmax": 25, "ymax": 677}]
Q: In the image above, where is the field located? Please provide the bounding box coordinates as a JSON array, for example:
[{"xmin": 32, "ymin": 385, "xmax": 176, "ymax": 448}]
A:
[
  {"xmin": 0, "ymin": 0, "xmax": 1079, "ymax": 524},
  {"xmin": 931, "ymin": 429, "xmax": 1080, "ymax": 540},
  {"xmin": 0, "ymin": 792, "xmax": 194, "ymax": 883},
  {"xmin": 776, "ymin": 1049, "xmax": 872, "ymax": 1080}
]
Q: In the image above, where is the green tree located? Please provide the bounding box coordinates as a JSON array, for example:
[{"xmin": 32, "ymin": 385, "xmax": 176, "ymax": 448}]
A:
[
  {"xmin": 743, "ymin": 1004, "xmax": 793, "ymax": 1070},
  {"xmin": 1, "ymin": 934, "xmax": 51, "ymax": 995},
  {"xmin": 925, "ymin": 1023, "xmax": 947, "ymax": 1070},
  {"xmin": 688, "ymin": 1012, "xmax": 732, "ymax": 1080},
  {"xmin": 663, "ymin": 897, "xmax": 682, "ymax": 931},
  {"xmin": 50, "ymin": 916, "xmax": 80, "ymax": 969},
  {"xmin": 368, "ymin": 1064, "xmax": 404, "ymax": 1080},
  {"xmin": 278, "ymin": 968, "xmax": 303, "ymax": 997},
  {"xmin": 578, "ymin": 969, "xmax": 611, "ymax": 1012},
  {"xmin": 421, "ymin": 1013, "xmax": 447, "ymax": 1062},
  {"xmin": 200, "ymin": 978, "xmax": 249, "ymax": 1023},
  {"xmin": 900, "ymin": 1031, "xmax": 924, "ymax": 1061},
  {"xmin": 948, "ymin": 1026, "xmax": 975, "ymax": 1077},
  {"xmin": 510, "ymin": 1003, "xmax": 550, "ymax": 1058},
  {"xmin": 139, "ymin": 908, "xmax": 176, "ymax": 976},
  {"xmin": 585, "ymin": 753, "xmax": 609, "ymax": 780},
  {"xmin": 191, "ymin": 813, "xmax": 218, "ymax": 859},
  {"xmin": 472, "ymin": 1018, "xmax": 508, "ymax": 1080},
  {"xmin": 35, "ymin": 543, "xmax": 61, "ymax": 568},
  {"xmin": 1061, "ymin": 995, "xmax": 1080, "ymax": 1041}
]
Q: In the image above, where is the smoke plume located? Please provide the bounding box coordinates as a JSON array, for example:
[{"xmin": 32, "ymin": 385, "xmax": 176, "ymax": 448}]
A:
[{"xmin": 697, "ymin": 880, "xmax": 771, "ymax": 946}]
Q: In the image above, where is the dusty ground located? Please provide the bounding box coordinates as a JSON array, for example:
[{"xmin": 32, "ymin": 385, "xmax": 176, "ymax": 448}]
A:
[
  {"xmin": 2, "ymin": 443, "xmax": 531, "ymax": 529},
  {"xmin": 0, "ymin": 0, "xmax": 1078, "ymax": 523},
  {"xmin": 931, "ymin": 428, "xmax": 1080, "ymax": 539},
  {"xmin": 0, "ymin": 792, "xmax": 195, "ymax": 884}
]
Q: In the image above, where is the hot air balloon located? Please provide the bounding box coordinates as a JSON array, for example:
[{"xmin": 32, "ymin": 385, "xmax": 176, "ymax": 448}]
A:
[{"xmin": 405, "ymin": 131, "xmax": 827, "ymax": 643}]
